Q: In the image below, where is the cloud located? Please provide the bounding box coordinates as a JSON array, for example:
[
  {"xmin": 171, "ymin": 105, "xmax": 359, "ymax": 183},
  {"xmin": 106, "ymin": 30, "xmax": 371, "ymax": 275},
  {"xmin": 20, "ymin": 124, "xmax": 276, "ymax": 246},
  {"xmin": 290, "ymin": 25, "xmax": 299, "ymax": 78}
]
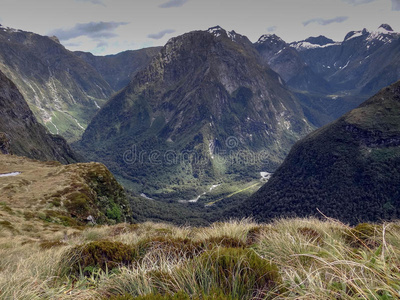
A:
[
  {"xmin": 303, "ymin": 16, "xmax": 348, "ymax": 26},
  {"xmin": 50, "ymin": 21, "xmax": 128, "ymax": 41},
  {"xmin": 147, "ymin": 29, "xmax": 176, "ymax": 39},
  {"xmin": 392, "ymin": 0, "xmax": 400, "ymax": 10},
  {"xmin": 267, "ymin": 26, "xmax": 277, "ymax": 33},
  {"xmin": 96, "ymin": 41, "xmax": 108, "ymax": 48},
  {"xmin": 342, "ymin": 0, "xmax": 376, "ymax": 5},
  {"xmin": 75, "ymin": 0, "xmax": 106, "ymax": 5},
  {"xmin": 159, "ymin": 0, "xmax": 188, "ymax": 8}
]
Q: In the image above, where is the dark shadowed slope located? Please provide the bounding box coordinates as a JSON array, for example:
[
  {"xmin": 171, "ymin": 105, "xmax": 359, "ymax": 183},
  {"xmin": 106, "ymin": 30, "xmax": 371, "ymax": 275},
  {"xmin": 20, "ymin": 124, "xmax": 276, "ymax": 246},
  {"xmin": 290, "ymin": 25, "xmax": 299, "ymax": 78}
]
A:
[
  {"xmin": 229, "ymin": 80, "xmax": 400, "ymax": 225},
  {"xmin": 0, "ymin": 70, "xmax": 78, "ymax": 164}
]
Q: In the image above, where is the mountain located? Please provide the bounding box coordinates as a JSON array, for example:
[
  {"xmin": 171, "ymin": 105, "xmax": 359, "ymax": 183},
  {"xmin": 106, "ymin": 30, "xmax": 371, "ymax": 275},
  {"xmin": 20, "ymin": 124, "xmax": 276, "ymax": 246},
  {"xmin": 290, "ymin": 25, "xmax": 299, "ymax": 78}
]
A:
[
  {"xmin": 291, "ymin": 24, "xmax": 400, "ymax": 95},
  {"xmin": 0, "ymin": 25, "xmax": 113, "ymax": 142},
  {"xmin": 0, "ymin": 70, "xmax": 77, "ymax": 164},
  {"xmin": 229, "ymin": 80, "xmax": 400, "ymax": 224},
  {"xmin": 75, "ymin": 47, "xmax": 162, "ymax": 91},
  {"xmin": 77, "ymin": 26, "xmax": 313, "ymax": 200},
  {"xmin": 254, "ymin": 25, "xmax": 400, "ymax": 128},
  {"xmin": 254, "ymin": 34, "xmax": 331, "ymax": 93},
  {"xmin": 0, "ymin": 153, "xmax": 132, "ymax": 225}
]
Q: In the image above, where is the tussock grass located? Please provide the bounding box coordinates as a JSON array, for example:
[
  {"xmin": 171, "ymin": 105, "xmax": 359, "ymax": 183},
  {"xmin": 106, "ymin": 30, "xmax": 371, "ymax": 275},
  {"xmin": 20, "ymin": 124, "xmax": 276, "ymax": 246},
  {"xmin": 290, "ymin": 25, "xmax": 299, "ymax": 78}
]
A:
[{"xmin": 1, "ymin": 218, "xmax": 400, "ymax": 299}]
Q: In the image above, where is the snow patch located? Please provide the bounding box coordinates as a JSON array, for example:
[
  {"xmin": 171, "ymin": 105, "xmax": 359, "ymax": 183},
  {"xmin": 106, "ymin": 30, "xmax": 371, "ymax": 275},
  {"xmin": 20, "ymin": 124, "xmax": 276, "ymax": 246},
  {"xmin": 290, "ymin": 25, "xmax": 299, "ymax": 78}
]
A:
[
  {"xmin": 48, "ymin": 118, "xmax": 60, "ymax": 135},
  {"xmin": 291, "ymin": 41, "xmax": 339, "ymax": 51},
  {"xmin": 345, "ymin": 31, "xmax": 363, "ymax": 41},
  {"xmin": 260, "ymin": 172, "xmax": 272, "ymax": 182},
  {"xmin": 74, "ymin": 118, "xmax": 85, "ymax": 130},
  {"xmin": 0, "ymin": 172, "xmax": 21, "ymax": 177},
  {"xmin": 140, "ymin": 193, "xmax": 154, "ymax": 200}
]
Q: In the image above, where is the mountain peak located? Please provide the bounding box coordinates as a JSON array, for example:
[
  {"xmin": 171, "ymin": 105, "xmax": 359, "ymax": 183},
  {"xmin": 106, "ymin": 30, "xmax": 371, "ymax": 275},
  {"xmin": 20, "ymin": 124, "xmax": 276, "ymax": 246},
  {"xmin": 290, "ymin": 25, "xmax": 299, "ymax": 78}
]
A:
[
  {"xmin": 207, "ymin": 25, "xmax": 226, "ymax": 37},
  {"xmin": 379, "ymin": 24, "xmax": 393, "ymax": 32},
  {"xmin": 206, "ymin": 26, "xmax": 241, "ymax": 42},
  {"xmin": 256, "ymin": 34, "xmax": 284, "ymax": 44},
  {"xmin": 304, "ymin": 35, "xmax": 335, "ymax": 46}
]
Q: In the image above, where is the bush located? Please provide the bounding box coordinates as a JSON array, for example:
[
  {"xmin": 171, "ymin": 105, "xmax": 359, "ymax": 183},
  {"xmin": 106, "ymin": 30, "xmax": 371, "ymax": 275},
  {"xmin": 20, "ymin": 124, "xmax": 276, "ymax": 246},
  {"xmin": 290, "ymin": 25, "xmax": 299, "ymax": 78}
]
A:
[
  {"xmin": 65, "ymin": 241, "xmax": 138, "ymax": 276},
  {"xmin": 65, "ymin": 192, "xmax": 91, "ymax": 216}
]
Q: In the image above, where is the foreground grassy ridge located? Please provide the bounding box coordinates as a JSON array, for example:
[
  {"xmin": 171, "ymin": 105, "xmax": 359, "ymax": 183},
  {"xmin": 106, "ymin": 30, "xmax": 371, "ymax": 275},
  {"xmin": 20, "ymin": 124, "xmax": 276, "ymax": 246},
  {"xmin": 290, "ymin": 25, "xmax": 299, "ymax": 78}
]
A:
[{"xmin": 1, "ymin": 218, "xmax": 400, "ymax": 299}]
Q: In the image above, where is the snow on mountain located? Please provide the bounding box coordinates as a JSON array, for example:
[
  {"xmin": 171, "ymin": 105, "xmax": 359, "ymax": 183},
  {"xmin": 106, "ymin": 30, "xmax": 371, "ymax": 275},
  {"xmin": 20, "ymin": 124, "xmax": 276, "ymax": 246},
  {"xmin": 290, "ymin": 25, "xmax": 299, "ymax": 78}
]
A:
[{"xmin": 290, "ymin": 41, "xmax": 339, "ymax": 51}]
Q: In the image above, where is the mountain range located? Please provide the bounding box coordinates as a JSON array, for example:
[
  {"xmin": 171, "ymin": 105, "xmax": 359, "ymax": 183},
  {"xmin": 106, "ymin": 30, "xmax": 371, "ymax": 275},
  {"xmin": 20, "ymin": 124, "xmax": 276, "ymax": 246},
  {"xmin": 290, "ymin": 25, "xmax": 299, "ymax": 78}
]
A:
[
  {"xmin": 1, "ymin": 22, "xmax": 400, "ymax": 224},
  {"xmin": 0, "ymin": 25, "xmax": 160, "ymax": 142},
  {"xmin": 257, "ymin": 24, "xmax": 400, "ymax": 127}
]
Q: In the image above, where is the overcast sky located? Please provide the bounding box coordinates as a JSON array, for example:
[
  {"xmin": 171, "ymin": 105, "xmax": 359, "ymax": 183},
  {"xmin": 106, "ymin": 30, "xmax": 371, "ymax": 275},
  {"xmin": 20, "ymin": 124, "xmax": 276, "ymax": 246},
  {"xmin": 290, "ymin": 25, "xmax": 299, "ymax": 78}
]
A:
[{"xmin": 0, "ymin": 0, "xmax": 399, "ymax": 55}]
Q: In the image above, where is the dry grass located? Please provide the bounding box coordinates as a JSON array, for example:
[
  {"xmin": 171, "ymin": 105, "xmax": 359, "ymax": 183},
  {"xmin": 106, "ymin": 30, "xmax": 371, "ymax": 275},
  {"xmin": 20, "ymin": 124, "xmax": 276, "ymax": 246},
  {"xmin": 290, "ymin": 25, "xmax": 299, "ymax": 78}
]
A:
[{"xmin": 0, "ymin": 217, "xmax": 399, "ymax": 299}]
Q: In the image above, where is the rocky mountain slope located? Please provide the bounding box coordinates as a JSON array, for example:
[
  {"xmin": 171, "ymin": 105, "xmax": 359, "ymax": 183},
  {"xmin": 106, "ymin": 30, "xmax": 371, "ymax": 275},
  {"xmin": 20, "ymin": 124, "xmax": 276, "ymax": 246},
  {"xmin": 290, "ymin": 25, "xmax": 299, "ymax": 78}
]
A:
[
  {"xmin": 0, "ymin": 25, "xmax": 113, "ymax": 142},
  {"xmin": 229, "ymin": 80, "xmax": 400, "ymax": 224},
  {"xmin": 77, "ymin": 26, "xmax": 313, "ymax": 200},
  {"xmin": 291, "ymin": 24, "xmax": 400, "ymax": 95},
  {"xmin": 75, "ymin": 47, "xmax": 162, "ymax": 92},
  {"xmin": 0, "ymin": 154, "xmax": 132, "ymax": 225},
  {"xmin": 0, "ymin": 70, "xmax": 77, "ymax": 164},
  {"xmin": 254, "ymin": 34, "xmax": 331, "ymax": 93}
]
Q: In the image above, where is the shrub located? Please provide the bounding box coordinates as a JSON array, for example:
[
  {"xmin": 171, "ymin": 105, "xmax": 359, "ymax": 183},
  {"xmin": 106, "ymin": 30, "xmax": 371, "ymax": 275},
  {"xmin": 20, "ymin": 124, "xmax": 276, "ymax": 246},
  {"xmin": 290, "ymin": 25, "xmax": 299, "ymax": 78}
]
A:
[{"xmin": 65, "ymin": 241, "xmax": 138, "ymax": 276}]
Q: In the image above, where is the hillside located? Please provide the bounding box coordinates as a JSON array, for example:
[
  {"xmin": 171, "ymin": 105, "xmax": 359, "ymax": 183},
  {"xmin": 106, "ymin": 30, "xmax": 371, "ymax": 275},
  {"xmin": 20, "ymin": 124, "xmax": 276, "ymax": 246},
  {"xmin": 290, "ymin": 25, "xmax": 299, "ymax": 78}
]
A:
[
  {"xmin": 75, "ymin": 47, "xmax": 162, "ymax": 91},
  {"xmin": 0, "ymin": 153, "xmax": 131, "ymax": 225},
  {"xmin": 77, "ymin": 26, "xmax": 312, "ymax": 201},
  {"xmin": 0, "ymin": 70, "xmax": 78, "ymax": 164},
  {"xmin": 0, "ymin": 25, "xmax": 113, "ymax": 141},
  {"xmin": 229, "ymin": 81, "xmax": 400, "ymax": 224}
]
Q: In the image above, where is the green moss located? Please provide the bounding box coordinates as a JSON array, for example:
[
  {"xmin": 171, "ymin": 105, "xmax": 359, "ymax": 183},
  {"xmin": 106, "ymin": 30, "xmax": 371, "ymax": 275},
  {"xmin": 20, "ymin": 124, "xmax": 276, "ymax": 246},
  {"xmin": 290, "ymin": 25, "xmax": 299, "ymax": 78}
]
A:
[{"xmin": 106, "ymin": 201, "xmax": 122, "ymax": 222}]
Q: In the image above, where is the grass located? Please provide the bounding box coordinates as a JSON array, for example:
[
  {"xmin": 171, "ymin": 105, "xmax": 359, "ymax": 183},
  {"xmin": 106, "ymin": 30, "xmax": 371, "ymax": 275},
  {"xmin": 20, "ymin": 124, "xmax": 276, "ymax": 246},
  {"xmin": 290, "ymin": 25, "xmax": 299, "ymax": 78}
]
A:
[
  {"xmin": 1, "ymin": 218, "xmax": 400, "ymax": 299},
  {"xmin": 0, "ymin": 154, "xmax": 131, "ymax": 226}
]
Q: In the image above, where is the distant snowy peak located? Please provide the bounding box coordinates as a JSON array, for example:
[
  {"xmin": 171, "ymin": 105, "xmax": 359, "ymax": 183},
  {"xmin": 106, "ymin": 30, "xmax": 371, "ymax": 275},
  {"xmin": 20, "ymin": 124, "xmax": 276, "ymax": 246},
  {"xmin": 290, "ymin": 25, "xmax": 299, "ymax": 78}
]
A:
[
  {"xmin": 0, "ymin": 24, "xmax": 21, "ymax": 33},
  {"xmin": 290, "ymin": 40, "xmax": 339, "ymax": 51},
  {"xmin": 256, "ymin": 34, "xmax": 285, "ymax": 45},
  {"xmin": 344, "ymin": 24, "xmax": 399, "ymax": 42},
  {"xmin": 206, "ymin": 26, "xmax": 240, "ymax": 42},
  {"xmin": 207, "ymin": 26, "xmax": 225, "ymax": 37}
]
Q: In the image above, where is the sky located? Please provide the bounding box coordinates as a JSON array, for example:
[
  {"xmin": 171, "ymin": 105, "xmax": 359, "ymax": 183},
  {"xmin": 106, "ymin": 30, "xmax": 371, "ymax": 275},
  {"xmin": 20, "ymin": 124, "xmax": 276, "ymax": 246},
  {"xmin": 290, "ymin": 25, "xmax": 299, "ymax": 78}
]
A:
[{"xmin": 0, "ymin": 0, "xmax": 399, "ymax": 55}]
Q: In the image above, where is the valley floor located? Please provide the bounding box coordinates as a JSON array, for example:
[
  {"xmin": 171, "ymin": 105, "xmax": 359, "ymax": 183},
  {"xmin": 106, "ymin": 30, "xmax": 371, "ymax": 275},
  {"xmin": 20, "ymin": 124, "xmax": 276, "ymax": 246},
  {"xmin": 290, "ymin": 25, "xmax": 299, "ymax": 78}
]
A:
[{"xmin": 0, "ymin": 218, "xmax": 399, "ymax": 299}]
